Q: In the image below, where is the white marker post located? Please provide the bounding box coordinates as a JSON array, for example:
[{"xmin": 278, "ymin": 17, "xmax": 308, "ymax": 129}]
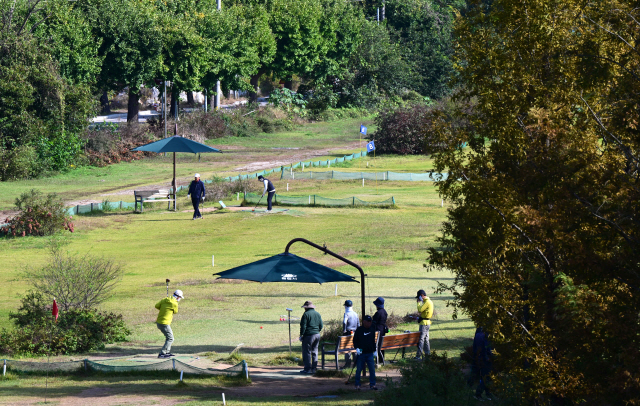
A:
[
  {"xmin": 287, "ymin": 183, "xmax": 289, "ymax": 191},
  {"xmin": 212, "ymin": 255, "xmax": 215, "ymax": 267},
  {"xmin": 362, "ymin": 178, "xmax": 365, "ymax": 187},
  {"xmin": 180, "ymin": 370, "xmax": 184, "ymax": 381},
  {"xmin": 237, "ymin": 192, "xmax": 239, "ymax": 201},
  {"xmin": 222, "ymin": 393, "xmax": 226, "ymax": 405},
  {"xmin": 335, "ymin": 284, "xmax": 338, "ymax": 296}
]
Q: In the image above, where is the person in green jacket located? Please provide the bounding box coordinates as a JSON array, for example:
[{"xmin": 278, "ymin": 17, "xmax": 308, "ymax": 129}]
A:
[
  {"xmin": 155, "ymin": 289, "xmax": 184, "ymax": 358},
  {"xmin": 299, "ymin": 301, "xmax": 323, "ymax": 373},
  {"xmin": 415, "ymin": 289, "xmax": 434, "ymax": 360}
]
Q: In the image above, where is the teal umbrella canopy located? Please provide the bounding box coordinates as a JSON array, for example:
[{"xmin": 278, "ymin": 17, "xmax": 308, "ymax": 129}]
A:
[
  {"xmin": 213, "ymin": 253, "xmax": 358, "ymax": 284},
  {"xmin": 132, "ymin": 136, "xmax": 221, "ymax": 154}
]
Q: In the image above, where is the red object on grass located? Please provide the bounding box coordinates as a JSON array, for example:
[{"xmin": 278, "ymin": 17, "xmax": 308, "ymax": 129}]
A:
[{"xmin": 52, "ymin": 299, "xmax": 59, "ymax": 321}]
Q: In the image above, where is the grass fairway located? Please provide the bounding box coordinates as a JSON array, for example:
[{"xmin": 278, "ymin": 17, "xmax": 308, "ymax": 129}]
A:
[
  {"xmin": 0, "ymin": 117, "xmax": 472, "ymax": 405},
  {"xmin": 0, "ymin": 116, "xmax": 376, "ymax": 210}
]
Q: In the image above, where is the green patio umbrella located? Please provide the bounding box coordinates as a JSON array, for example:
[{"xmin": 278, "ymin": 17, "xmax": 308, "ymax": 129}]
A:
[
  {"xmin": 213, "ymin": 253, "xmax": 358, "ymax": 284},
  {"xmin": 132, "ymin": 125, "xmax": 222, "ymax": 208}
]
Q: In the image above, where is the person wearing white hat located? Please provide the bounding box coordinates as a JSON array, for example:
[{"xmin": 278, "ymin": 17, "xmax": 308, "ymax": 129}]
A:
[
  {"xmin": 155, "ymin": 289, "xmax": 184, "ymax": 358},
  {"xmin": 187, "ymin": 173, "xmax": 205, "ymax": 219}
]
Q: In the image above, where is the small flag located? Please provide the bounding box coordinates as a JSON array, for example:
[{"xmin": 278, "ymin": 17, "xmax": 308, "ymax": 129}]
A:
[
  {"xmin": 52, "ymin": 299, "xmax": 59, "ymax": 321},
  {"xmin": 367, "ymin": 140, "xmax": 376, "ymax": 152},
  {"xmin": 360, "ymin": 125, "xmax": 367, "ymax": 135}
]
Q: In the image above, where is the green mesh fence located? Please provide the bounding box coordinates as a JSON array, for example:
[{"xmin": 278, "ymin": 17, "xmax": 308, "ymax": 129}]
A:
[
  {"xmin": 243, "ymin": 192, "xmax": 395, "ymax": 207},
  {"xmin": 3, "ymin": 358, "xmax": 248, "ymax": 378},
  {"xmin": 281, "ymin": 171, "xmax": 447, "ymax": 181}
]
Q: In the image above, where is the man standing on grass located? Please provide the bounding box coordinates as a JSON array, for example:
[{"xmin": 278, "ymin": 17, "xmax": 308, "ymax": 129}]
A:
[
  {"xmin": 342, "ymin": 299, "xmax": 360, "ymax": 369},
  {"xmin": 415, "ymin": 289, "xmax": 434, "ymax": 360},
  {"xmin": 257, "ymin": 175, "xmax": 275, "ymax": 212},
  {"xmin": 187, "ymin": 173, "xmax": 205, "ymax": 219},
  {"xmin": 299, "ymin": 301, "xmax": 323, "ymax": 374},
  {"xmin": 353, "ymin": 315, "xmax": 377, "ymax": 390},
  {"xmin": 155, "ymin": 289, "xmax": 184, "ymax": 358}
]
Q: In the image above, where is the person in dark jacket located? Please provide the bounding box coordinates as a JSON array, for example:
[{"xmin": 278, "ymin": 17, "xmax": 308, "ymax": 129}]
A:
[
  {"xmin": 372, "ymin": 297, "xmax": 388, "ymax": 364},
  {"xmin": 299, "ymin": 300, "xmax": 323, "ymax": 373},
  {"xmin": 187, "ymin": 173, "xmax": 206, "ymax": 219},
  {"xmin": 353, "ymin": 315, "xmax": 377, "ymax": 390},
  {"xmin": 257, "ymin": 175, "xmax": 276, "ymax": 212},
  {"xmin": 472, "ymin": 327, "xmax": 493, "ymax": 401}
]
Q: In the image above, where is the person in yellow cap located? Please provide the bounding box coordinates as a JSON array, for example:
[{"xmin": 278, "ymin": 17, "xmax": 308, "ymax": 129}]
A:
[
  {"xmin": 415, "ymin": 289, "xmax": 433, "ymax": 360},
  {"xmin": 156, "ymin": 289, "xmax": 184, "ymax": 358}
]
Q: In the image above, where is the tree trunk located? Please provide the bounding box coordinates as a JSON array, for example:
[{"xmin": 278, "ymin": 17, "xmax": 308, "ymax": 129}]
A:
[
  {"xmin": 127, "ymin": 87, "xmax": 139, "ymax": 123},
  {"xmin": 187, "ymin": 91, "xmax": 194, "ymax": 106},
  {"xmin": 170, "ymin": 88, "xmax": 179, "ymax": 119},
  {"xmin": 249, "ymin": 73, "xmax": 261, "ymax": 103},
  {"xmin": 100, "ymin": 90, "xmax": 111, "ymax": 114},
  {"xmin": 284, "ymin": 79, "xmax": 293, "ymax": 90},
  {"xmin": 206, "ymin": 91, "xmax": 213, "ymax": 109}
]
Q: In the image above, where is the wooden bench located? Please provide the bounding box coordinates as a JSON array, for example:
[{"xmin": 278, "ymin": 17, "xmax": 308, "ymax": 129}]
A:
[
  {"xmin": 320, "ymin": 331, "xmax": 379, "ymax": 370},
  {"xmin": 379, "ymin": 332, "xmax": 421, "ymax": 365},
  {"xmin": 134, "ymin": 189, "xmax": 176, "ymax": 213}
]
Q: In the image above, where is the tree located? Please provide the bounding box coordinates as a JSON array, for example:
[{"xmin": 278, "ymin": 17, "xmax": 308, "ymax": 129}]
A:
[
  {"xmin": 385, "ymin": 0, "xmax": 460, "ymax": 99},
  {"xmin": 0, "ymin": 0, "xmax": 95, "ymax": 179},
  {"xmin": 427, "ymin": 0, "xmax": 640, "ymax": 403},
  {"xmin": 199, "ymin": 2, "xmax": 275, "ymax": 99},
  {"xmin": 78, "ymin": 0, "xmax": 162, "ymax": 122}
]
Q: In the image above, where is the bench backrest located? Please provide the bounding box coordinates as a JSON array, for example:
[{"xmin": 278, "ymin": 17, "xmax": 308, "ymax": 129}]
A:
[
  {"xmin": 380, "ymin": 332, "xmax": 420, "ymax": 350},
  {"xmin": 336, "ymin": 331, "xmax": 380, "ymax": 351},
  {"xmin": 135, "ymin": 189, "xmax": 170, "ymax": 198}
]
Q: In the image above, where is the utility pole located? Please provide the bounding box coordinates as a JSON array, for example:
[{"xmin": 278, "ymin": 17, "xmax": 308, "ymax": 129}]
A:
[{"xmin": 214, "ymin": 0, "xmax": 221, "ymax": 110}]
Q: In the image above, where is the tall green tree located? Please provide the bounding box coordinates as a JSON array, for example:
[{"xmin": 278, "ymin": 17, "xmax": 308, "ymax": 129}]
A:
[
  {"xmin": 0, "ymin": 0, "xmax": 95, "ymax": 180},
  {"xmin": 385, "ymin": 0, "xmax": 460, "ymax": 99},
  {"xmin": 78, "ymin": 0, "xmax": 162, "ymax": 122},
  {"xmin": 428, "ymin": 0, "xmax": 640, "ymax": 403},
  {"xmin": 199, "ymin": 3, "xmax": 275, "ymax": 98}
]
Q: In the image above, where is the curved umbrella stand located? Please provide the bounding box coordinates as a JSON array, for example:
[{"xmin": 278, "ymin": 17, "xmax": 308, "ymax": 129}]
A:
[{"xmin": 284, "ymin": 238, "xmax": 366, "ymax": 320}]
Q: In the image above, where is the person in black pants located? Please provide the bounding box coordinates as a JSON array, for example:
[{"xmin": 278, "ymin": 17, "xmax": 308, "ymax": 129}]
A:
[
  {"xmin": 353, "ymin": 315, "xmax": 377, "ymax": 390},
  {"xmin": 258, "ymin": 175, "xmax": 276, "ymax": 212},
  {"xmin": 372, "ymin": 297, "xmax": 388, "ymax": 364},
  {"xmin": 187, "ymin": 173, "xmax": 205, "ymax": 219},
  {"xmin": 472, "ymin": 327, "xmax": 493, "ymax": 401}
]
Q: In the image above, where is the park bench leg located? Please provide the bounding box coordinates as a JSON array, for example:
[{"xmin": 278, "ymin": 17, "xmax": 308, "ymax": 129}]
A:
[
  {"xmin": 402, "ymin": 347, "xmax": 406, "ymax": 358},
  {"xmin": 335, "ymin": 350, "xmax": 339, "ymax": 370},
  {"xmin": 321, "ymin": 350, "xmax": 325, "ymax": 370}
]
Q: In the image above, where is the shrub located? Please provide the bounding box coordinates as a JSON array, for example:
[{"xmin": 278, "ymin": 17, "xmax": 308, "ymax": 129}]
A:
[
  {"xmin": 374, "ymin": 352, "xmax": 471, "ymax": 406},
  {"xmin": 373, "ymin": 104, "xmax": 431, "ymax": 155},
  {"xmin": 268, "ymin": 88, "xmax": 307, "ymax": 116},
  {"xmin": 205, "ymin": 176, "xmax": 261, "ymax": 202},
  {"xmin": 1, "ymin": 190, "xmax": 72, "ymax": 237},
  {"xmin": 1, "ymin": 291, "xmax": 130, "ymax": 356},
  {"xmin": 23, "ymin": 244, "xmax": 124, "ymax": 311}
]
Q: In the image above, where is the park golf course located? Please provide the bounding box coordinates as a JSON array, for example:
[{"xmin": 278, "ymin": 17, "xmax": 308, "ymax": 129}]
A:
[{"xmin": 0, "ymin": 117, "xmax": 475, "ymax": 405}]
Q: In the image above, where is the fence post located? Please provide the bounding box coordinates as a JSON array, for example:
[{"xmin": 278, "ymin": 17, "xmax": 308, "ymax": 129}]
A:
[
  {"xmin": 120, "ymin": 201, "xmax": 123, "ymax": 209},
  {"xmin": 308, "ymin": 195, "xmax": 311, "ymax": 205},
  {"xmin": 353, "ymin": 197, "xmax": 355, "ymax": 207},
  {"xmin": 313, "ymin": 195, "xmax": 316, "ymax": 205},
  {"xmin": 76, "ymin": 205, "xmax": 79, "ymax": 214},
  {"xmin": 392, "ymin": 197, "xmax": 396, "ymax": 205},
  {"xmin": 172, "ymin": 359, "xmax": 176, "ymax": 371},
  {"xmin": 3, "ymin": 359, "xmax": 6, "ymax": 376},
  {"xmin": 84, "ymin": 359, "xmax": 88, "ymax": 372}
]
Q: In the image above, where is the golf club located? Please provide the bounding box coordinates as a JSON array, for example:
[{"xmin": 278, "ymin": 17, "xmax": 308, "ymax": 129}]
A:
[
  {"xmin": 166, "ymin": 279, "xmax": 170, "ymax": 296},
  {"xmin": 252, "ymin": 195, "xmax": 264, "ymax": 212},
  {"xmin": 344, "ymin": 355, "xmax": 357, "ymax": 385}
]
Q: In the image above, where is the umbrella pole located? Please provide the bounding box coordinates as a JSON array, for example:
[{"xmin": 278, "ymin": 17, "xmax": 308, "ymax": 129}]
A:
[
  {"xmin": 284, "ymin": 238, "xmax": 366, "ymax": 321},
  {"xmin": 173, "ymin": 151, "xmax": 176, "ymax": 211},
  {"xmin": 287, "ymin": 308, "xmax": 292, "ymax": 356}
]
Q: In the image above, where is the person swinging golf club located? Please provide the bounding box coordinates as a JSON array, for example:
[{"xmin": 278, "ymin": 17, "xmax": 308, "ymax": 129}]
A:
[
  {"xmin": 257, "ymin": 175, "xmax": 275, "ymax": 212},
  {"xmin": 156, "ymin": 289, "xmax": 184, "ymax": 358},
  {"xmin": 353, "ymin": 315, "xmax": 377, "ymax": 390}
]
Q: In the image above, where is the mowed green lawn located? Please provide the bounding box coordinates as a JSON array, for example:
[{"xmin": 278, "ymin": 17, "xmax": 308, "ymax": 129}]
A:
[
  {"xmin": 0, "ymin": 119, "xmax": 473, "ymax": 405},
  {"xmin": 0, "ymin": 116, "xmax": 376, "ymax": 210}
]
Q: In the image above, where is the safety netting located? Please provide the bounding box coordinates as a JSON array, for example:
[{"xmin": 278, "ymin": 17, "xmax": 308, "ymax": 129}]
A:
[
  {"xmin": 280, "ymin": 171, "xmax": 448, "ymax": 181},
  {"xmin": 3, "ymin": 358, "xmax": 248, "ymax": 378},
  {"xmin": 243, "ymin": 192, "xmax": 395, "ymax": 207}
]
